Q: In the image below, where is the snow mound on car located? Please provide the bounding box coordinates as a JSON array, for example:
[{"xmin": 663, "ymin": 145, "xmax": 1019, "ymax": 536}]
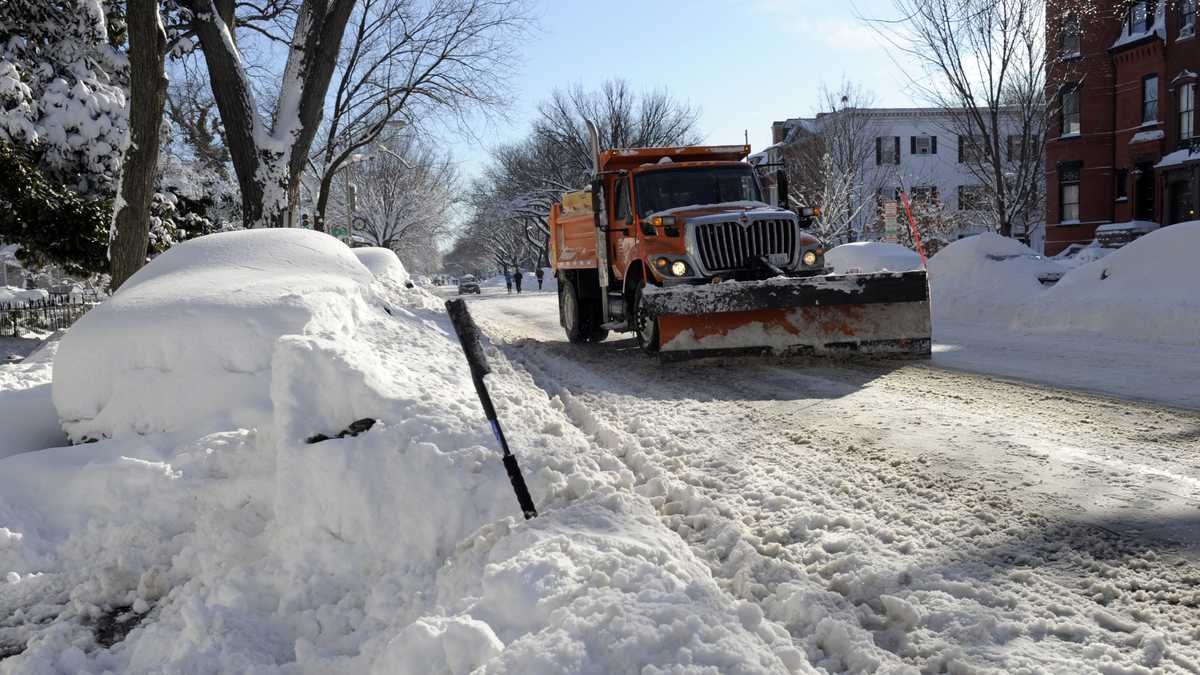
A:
[
  {"xmin": 1012, "ymin": 221, "xmax": 1200, "ymax": 345},
  {"xmin": 826, "ymin": 242, "xmax": 921, "ymax": 274},
  {"xmin": 352, "ymin": 246, "xmax": 410, "ymax": 286},
  {"xmin": 928, "ymin": 233, "xmax": 1064, "ymax": 324},
  {"xmin": 4, "ymin": 229, "xmax": 800, "ymax": 672},
  {"xmin": 52, "ymin": 229, "xmax": 375, "ymax": 442}
]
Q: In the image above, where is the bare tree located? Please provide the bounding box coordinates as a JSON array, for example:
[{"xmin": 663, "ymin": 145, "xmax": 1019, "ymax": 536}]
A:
[
  {"xmin": 533, "ymin": 79, "xmax": 703, "ymax": 187},
  {"xmin": 350, "ymin": 137, "xmax": 457, "ymax": 259},
  {"xmin": 110, "ymin": 0, "xmax": 169, "ymax": 289},
  {"xmin": 186, "ymin": 0, "xmax": 356, "ymax": 228},
  {"xmin": 460, "ymin": 80, "xmax": 702, "ymax": 266},
  {"xmin": 781, "ymin": 81, "xmax": 883, "ymax": 242},
  {"xmin": 864, "ymin": 0, "xmax": 1104, "ymax": 237},
  {"xmin": 308, "ymin": 0, "xmax": 529, "ymax": 231}
]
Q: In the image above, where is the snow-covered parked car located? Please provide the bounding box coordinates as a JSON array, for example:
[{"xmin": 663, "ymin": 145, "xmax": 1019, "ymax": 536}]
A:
[
  {"xmin": 825, "ymin": 242, "xmax": 922, "ymax": 275},
  {"xmin": 457, "ymin": 274, "xmax": 481, "ymax": 295}
]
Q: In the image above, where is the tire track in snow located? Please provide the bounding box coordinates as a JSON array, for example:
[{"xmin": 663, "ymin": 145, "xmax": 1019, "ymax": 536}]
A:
[{"xmin": 464, "ymin": 296, "xmax": 1200, "ymax": 673}]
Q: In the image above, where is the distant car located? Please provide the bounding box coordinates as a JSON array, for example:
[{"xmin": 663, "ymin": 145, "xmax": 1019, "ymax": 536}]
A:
[{"xmin": 457, "ymin": 274, "xmax": 481, "ymax": 295}]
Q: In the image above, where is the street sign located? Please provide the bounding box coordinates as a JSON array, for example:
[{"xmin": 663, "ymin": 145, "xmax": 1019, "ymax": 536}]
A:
[
  {"xmin": 331, "ymin": 226, "xmax": 348, "ymax": 237},
  {"xmin": 883, "ymin": 200, "xmax": 899, "ymax": 242}
]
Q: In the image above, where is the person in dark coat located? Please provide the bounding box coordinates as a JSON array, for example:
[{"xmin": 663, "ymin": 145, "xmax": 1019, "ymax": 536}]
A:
[
  {"xmin": 513, "ymin": 267, "xmax": 523, "ymax": 294},
  {"xmin": 535, "ymin": 267, "xmax": 545, "ymax": 290},
  {"xmin": 504, "ymin": 270, "xmax": 512, "ymax": 294}
]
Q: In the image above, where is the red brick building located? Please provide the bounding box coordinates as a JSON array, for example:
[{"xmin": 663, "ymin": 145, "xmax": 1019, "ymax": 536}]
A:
[{"xmin": 1045, "ymin": 0, "xmax": 1198, "ymax": 255}]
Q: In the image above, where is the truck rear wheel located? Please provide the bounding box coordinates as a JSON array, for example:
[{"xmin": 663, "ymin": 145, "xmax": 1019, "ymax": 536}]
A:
[{"xmin": 560, "ymin": 277, "xmax": 596, "ymax": 344}]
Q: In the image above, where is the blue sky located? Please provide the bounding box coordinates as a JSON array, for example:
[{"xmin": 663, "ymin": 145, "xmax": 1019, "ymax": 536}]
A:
[{"xmin": 447, "ymin": 0, "xmax": 924, "ymax": 178}]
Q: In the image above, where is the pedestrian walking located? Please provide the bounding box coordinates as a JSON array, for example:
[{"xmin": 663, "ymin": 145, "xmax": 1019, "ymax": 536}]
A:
[
  {"xmin": 504, "ymin": 270, "xmax": 512, "ymax": 294},
  {"xmin": 513, "ymin": 267, "xmax": 523, "ymax": 294},
  {"xmin": 535, "ymin": 267, "xmax": 545, "ymax": 290}
]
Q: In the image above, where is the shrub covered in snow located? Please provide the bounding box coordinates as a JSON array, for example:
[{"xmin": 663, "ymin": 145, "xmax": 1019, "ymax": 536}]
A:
[
  {"xmin": 928, "ymin": 233, "xmax": 1065, "ymax": 324},
  {"xmin": 825, "ymin": 242, "xmax": 921, "ymax": 274}
]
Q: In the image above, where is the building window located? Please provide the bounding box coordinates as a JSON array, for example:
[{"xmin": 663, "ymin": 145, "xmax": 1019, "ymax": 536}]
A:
[
  {"xmin": 958, "ymin": 185, "xmax": 986, "ymax": 211},
  {"xmin": 1128, "ymin": 1, "xmax": 1151, "ymax": 34},
  {"xmin": 1061, "ymin": 14, "xmax": 1081, "ymax": 55},
  {"xmin": 1143, "ymin": 75, "xmax": 1159, "ymax": 123},
  {"xmin": 1181, "ymin": 82, "xmax": 1196, "ymax": 141},
  {"xmin": 1116, "ymin": 168, "xmax": 1129, "ymax": 200},
  {"xmin": 1006, "ymin": 134, "xmax": 1036, "ymax": 162},
  {"xmin": 909, "ymin": 186, "xmax": 939, "ymax": 204},
  {"xmin": 958, "ymin": 135, "xmax": 983, "ymax": 162},
  {"xmin": 911, "ymin": 135, "xmax": 935, "ymax": 155},
  {"xmin": 1059, "ymin": 162, "xmax": 1081, "ymax": 222},
  {"xmin": 876, "ymin": 136, "xmax": 901, "ymax": 165},
  {"xmin": 1061, "ymin": 87, "xmax": 1081, "ymax": 135},
  {"xmin": 1181, "ymin": 0, "xmax": 1196, "ymax": 37}
]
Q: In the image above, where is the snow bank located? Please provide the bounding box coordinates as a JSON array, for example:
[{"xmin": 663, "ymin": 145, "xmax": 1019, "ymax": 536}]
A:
[
  {"xmin": 352, "ymin": 246, "xmax": 410, "ymax": 286},
  {"xmin": 825, "ymin": 242, "xmax": 921, "ymax": 274},
  {"xmin": 928, "ymin": 233, "xmax": 1064, "ymax": 324},
  {"xmin": 1, "ymin": 230, "xmax": 801, "ymax": 673},
  {"xmin": 52, "ymin": 229, "xmax": 374, "ymax": 442},
  {"xmin": 1012, "ymin": 221, "xmax": 1200, "ymax": 345},
  {"xmin": 0, "ymin": 286, "xmax": 48, "ymax": 305},
  {"xmin": 0, "ymin": 340, "xmax": 66, "ymax": 458}
]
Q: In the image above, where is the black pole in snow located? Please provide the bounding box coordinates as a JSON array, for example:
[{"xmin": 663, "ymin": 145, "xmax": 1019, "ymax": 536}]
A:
[{"xmin": 444, "ymin": 298, "xmax": 538, "ymax": 520}]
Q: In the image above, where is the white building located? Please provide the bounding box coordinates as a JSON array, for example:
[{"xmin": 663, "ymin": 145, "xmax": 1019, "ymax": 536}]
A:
[{"xmin": 767, "ymin": 108, "xmax": 1044, "ymax": 251}]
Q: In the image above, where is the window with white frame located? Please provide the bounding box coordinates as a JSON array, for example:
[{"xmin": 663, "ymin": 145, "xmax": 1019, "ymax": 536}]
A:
[
  {"xmin": 1059, "ymin": 162, "xmax": 1081, "ymax": 222},
  {"xmin": 876, "ymin": 136, "xmax": 901, "ymax": 165},
  {"xmin": 958, "ymin": 185, "xmax": 987, "ymax": 211},
  {"xmin": 913, "ymin": 135, "xmax": 934, "ymax": 155},
  {"xmin": 1181, "ymin": 82, "xmax": 1196, "ymax": 141},
  {"xmin": 1061, "ymin": 87, "xmax": 1081, "ymax": 135},
  {"xmin": 1062, "ymin": 14, "xmax": 1081, "ymax": 55},
  {"xmin": 1128, "ymin": 1, "xmax": 1151, "ymax": 34},
  {"xmin": 1144, "ymin": 75, "xmax": 1159, "ymax": 123},
  {"xmin": 1181, "ymin": 0, "xmax": 1196, "ymax": 37}
]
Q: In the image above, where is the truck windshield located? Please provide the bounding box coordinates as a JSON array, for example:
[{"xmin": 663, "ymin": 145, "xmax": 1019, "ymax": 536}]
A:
[{"xmin": 634, "ymin": 167, "xmax": 763, "ymax": 217}]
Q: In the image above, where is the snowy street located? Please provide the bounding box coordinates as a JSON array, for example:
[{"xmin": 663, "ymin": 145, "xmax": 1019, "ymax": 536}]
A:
[{"xmin": 449, "ymin": 286, "xmax": 1200, "ymax": 671}]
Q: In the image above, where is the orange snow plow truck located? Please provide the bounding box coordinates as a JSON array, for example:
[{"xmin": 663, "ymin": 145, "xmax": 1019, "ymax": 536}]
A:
[{"xmin": 549, "ymin": 121, "xmax": 931, "ymax": 359}]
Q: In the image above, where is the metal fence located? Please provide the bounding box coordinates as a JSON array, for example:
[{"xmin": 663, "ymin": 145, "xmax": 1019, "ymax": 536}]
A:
[{"xmin": 0, "ymin": 295, "xmax": 97, "ymax": 336}]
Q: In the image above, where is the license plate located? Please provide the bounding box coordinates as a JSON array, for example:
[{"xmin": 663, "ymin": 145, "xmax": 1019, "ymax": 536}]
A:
[{"xmin": 768, "ymin": 253, "xmax": 789, "ymax": 265}]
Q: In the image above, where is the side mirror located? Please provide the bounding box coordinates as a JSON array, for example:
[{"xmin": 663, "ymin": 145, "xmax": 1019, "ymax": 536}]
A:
[{"xmin": 775, "ymin": 169, "xmax": 790, "ymax": 210}]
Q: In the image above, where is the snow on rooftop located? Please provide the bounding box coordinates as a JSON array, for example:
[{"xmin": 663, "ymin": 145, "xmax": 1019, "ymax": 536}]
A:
[
  {"xmin": 1155, "ymin": 147, "xmax": 1200, "ymax": 169},
  {"xmin": 1110, "ymin": 4, "xmax": 1166, "ymax": 49},
  {"xmin": 1095, "ymin": 220, "xmax": 1160, "ymax": 234},
  {"xmin": 1129, "ymin": 129, "xmax": 1164, "ymax": 144}
]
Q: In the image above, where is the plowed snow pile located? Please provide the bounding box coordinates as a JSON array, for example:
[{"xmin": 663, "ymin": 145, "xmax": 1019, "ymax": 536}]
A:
[
  {"xmin": 930, "ymin": 224, "xmax": 1200, "ymax": 346},
  {"xmin": 928, "ymin": 233, "xmax": 1064, "ymax": 325},
  {"xmin": 1012, "ymin": 221, "xmax": 1200, "ymax": 345},
  {"xmin": 1, "ymin": 231, "xmax": 800, "ymax": 673}
]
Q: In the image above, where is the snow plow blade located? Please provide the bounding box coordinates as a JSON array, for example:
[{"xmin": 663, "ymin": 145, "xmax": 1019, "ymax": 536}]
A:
[{"xmin": 642, "ymin": 271, "xmax": 931, "ymax": 360}]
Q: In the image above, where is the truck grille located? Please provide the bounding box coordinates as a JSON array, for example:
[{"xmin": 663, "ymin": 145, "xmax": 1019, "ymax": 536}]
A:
[{"xmin": 693, "ymin": 219, "xmax": 797, "ymax": 273}]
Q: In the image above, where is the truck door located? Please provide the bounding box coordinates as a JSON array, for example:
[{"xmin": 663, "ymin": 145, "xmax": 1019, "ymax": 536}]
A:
[{"xmin": 611, "ymin": 175, "xmax": 637, "ymax": 281}]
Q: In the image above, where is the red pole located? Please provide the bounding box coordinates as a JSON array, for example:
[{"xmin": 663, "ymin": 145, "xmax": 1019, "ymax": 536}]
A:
[{"xmin": 899, "ymin": 191, "xmax": 928, "ymax": 268}]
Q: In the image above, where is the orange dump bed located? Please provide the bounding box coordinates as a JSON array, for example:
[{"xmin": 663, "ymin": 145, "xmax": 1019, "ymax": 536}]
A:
[{"xmin": 549, "ymin": 203, "xmax": 599, "ymax": 272}]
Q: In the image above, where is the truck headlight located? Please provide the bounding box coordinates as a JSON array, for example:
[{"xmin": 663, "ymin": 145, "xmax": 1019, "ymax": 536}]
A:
[
  {"xmin": 670, "ymin": 261, "xmax": 688, "ymax": 277},
  {"xmin": 802, "ymin": 251, "xmax": 818, "ymax": 266}
]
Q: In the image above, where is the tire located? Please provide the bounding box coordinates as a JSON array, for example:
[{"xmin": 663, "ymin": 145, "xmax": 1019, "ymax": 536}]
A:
[
  {"xmin": 559, "ymin": 277, "xmax": 589, "ymax": 344},
  {"xmin": 633, "ymin": 282, "xmax": 660, "ymax": 355}
]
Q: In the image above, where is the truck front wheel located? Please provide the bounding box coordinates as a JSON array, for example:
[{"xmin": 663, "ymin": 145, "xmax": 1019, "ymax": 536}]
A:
[{"xmin": 634, "ymin": 282, "xmax": 660, "ymax": 354}]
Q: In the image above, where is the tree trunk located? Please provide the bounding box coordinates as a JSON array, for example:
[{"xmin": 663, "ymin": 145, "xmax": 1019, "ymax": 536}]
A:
[{"xmin": 110, "ymin": 0, "xmax": 168, "ymax": 290}]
